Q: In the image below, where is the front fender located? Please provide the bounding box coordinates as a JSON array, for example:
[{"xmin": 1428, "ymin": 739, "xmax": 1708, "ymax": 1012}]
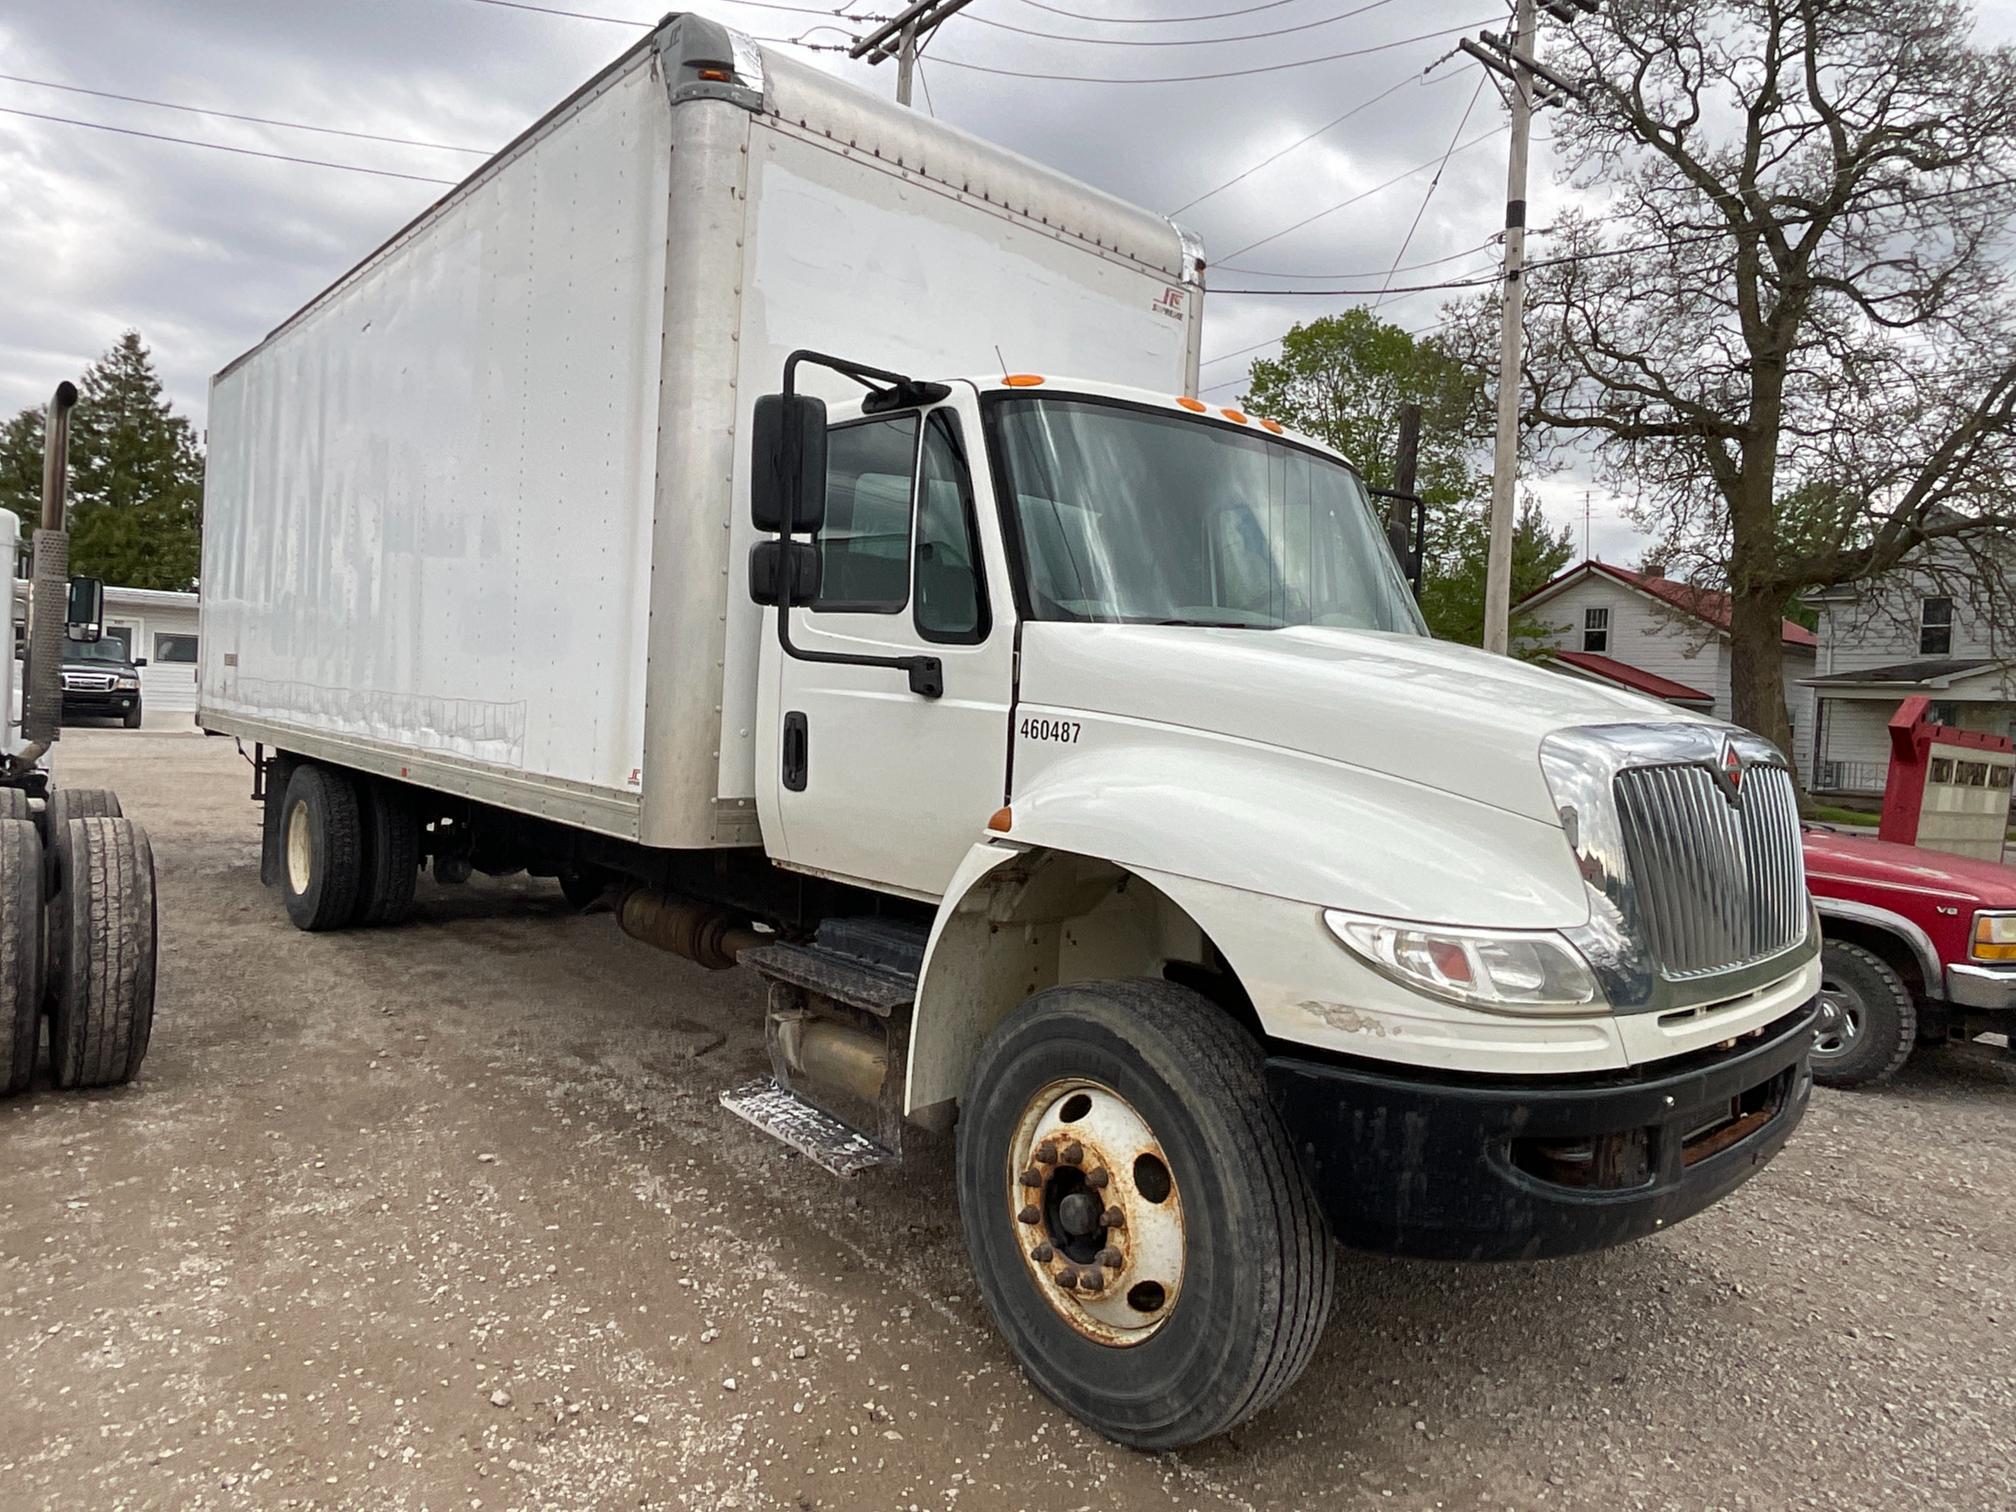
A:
[{"xmin": 1007, "ymin": 725, "xmax": 1590, "ymax": 929}]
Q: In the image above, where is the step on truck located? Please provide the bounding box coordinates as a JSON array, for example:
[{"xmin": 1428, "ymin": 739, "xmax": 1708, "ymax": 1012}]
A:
[
  {"xmin": 198, "ymin": 15, "xmax": 1822, "ymax": 1448},
  {"xmin": 0, "ymin": 383, "xmax": 160, "ymax": 1099}
]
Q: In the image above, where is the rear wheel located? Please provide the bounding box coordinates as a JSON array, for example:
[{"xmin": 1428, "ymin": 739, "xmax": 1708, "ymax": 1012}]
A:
[
  {"xmin": 0, "ymin": 819, "xmax": 45, "ymax": 1095},
  {"xmin": 1812, "ymin": 940, "xmax": 1916, "ymax": 1089},
  {"xmin": 354, "ymin": 780, "xmax": 420, "ymax": 927},
  {"xmin": 280, "ymin": 765, "xmax": 363, "ymax": 932},
  {"xmin": 48, "ymin": 817, "xmax": 157, "ymax": 1090},
  {"xmin": 0, "ymin": 788, "xmax": 29, "ymax": 822},
  {"xmin": 956, "ymin": 979, "xmax": 1334, "ymax": 1449}
]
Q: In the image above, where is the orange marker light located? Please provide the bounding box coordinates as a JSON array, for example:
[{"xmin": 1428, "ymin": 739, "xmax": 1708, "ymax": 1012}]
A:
[
  {"xmin": 987, "ymin": 806, "xmax": 1014, "ymax": 833},
  {"xmin": 1221, "ymin": 408, "xmax": 1249, "ymax": 424},
  {"xmin": 1002, "ymin": 374, "xmax": 1046, "ymax": 387},
  {"xmin": 1259, "ymin": 417, "xmax": 1284, "ymax": 434},
  {"xmin": 697, "ymin": 67, "xmax": 732, "ymax": 81},
  {"xmin": 1175, "ymin": 396, "xmax": 1207, "ymax": 412}
]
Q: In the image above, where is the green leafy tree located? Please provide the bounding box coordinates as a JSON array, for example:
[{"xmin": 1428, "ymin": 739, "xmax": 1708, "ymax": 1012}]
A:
[
  {"xmin": 1240, "ymin": 310, "xmax": 1573, "ymax": 645},
  {"xmin": 0, "ymin": 332, "xmax": 204, "ymax": 591}
]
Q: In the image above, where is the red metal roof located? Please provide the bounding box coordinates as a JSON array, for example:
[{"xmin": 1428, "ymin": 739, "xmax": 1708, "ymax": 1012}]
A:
[
  {"xmin": 1547, "ymin": 649, "xmax": 1715, "ymax": 704},
  {"xmin": 1519, "ymin": 561, "xmax": 1819, "ymax": 648}
]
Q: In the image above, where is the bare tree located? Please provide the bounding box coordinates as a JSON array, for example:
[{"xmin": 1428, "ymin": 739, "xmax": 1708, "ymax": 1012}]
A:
[{"xmin": 1468, "ymin": 0, "xmax": 2016, "ymax": 757}]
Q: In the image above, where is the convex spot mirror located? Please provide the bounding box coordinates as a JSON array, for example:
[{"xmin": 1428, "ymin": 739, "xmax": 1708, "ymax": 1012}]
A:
[
  {"xmin": 748, "ymin": 539, "xmax": 822, "ymax": 608},
  {"xmin": 751, "ymin": 392, "xmax": 828, "ymax": 534},
  {"xmin": 65, "ymin": 576, "xmax": 104, "ymax": 643}
]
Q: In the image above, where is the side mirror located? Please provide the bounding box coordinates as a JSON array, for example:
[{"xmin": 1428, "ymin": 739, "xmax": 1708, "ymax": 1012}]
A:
[
  {"xmin": 64, "ymin": 576, "xmax": 104, "ymax": 643},
  {"xmin": 751, "ymin": 393, "xmax": 828, "ymax": 533},
  {"xmin": 134, "ymin": 657, "xmax": 149, "ymax": 668},
  {"xmin": 748, "ymin": 539, "xmax": 822, "ymax": 608}
]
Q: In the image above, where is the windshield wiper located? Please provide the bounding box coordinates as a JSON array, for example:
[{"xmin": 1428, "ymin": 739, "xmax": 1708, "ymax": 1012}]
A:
[{"xmin": 1134, "ymin": 617, "xmax": 1271, "ymax": 630}]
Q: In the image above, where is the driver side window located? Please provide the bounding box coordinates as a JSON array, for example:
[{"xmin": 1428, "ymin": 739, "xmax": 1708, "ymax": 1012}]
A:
[{"xmin": 815, "ymin": 415, "xmax": 918, "ymax": 613}]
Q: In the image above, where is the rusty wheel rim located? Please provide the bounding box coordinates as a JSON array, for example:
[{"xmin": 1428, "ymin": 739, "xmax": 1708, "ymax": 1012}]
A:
[{"xmin": 1006, "ymin": 1078, "xmax": 1184, "ymax": 1347}]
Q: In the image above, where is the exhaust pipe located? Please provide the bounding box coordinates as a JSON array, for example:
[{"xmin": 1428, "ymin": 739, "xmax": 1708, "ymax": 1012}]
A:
[
  {"xmin": 616, "ymin": 889, "xmax": 764, "ymax": 970},
  {"xmin": 16, "ymin": 380, "xmax": 80, "ymax": 768}
]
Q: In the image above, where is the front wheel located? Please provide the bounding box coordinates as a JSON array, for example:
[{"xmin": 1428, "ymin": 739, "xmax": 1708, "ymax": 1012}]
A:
[
  {"xmin": 122, "ymin": 703, "xmax": 143, "ymax": 730},
  {"xmin": 1812, "ymin": 940, "xmax": 1916, "ymax": 1089},
  {"xmin": 956, "ymin": 979, "xmax": 1334, "ymax": 1449}
]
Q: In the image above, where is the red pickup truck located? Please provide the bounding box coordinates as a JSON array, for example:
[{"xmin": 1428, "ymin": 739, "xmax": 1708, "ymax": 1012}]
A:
[{"xmin": 1804, "ymin": 828, "xmax": 2016, "ymax": 1086}]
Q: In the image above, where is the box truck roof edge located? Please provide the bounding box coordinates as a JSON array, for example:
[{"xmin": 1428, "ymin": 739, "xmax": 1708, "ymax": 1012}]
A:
[{"xmin": 210, "ymin": 14, "xmax": 1206, "ymax": 388}]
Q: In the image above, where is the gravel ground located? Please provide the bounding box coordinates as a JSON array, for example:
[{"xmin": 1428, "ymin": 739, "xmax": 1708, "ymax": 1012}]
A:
[{"xmin": 2, "ymin": 729, "xmax": 2014, "ymax": 1512}]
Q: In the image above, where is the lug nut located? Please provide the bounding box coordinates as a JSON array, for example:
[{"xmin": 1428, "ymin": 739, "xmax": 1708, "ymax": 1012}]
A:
[
  {"xmin": 1054, "ymin": 1267, "xmax": 1079, "ymax": 1288},
  {"xmin": 1031, "ymin": 1243, "xmax": 1053, "ymax": 1262},
  {"xmin": 1077, "ymin": 1270, "xmax": 1105, "ymax": 1293},
  {"xmin": 1017, "ymin": 1204, "xmax": 1040, "ymax": 1225},
  {"xmin": 1034, "ymin": 1142, "xmax": 1058, "ymax": 1164},
  {"xmin": 1086, "ymin": 1169, "xmax": 1109, "ymax": 1189},
  {"xmin": 1098, "ymin": 1247, "xmax": 1123, "ymax": 1269},
  {"xmin": 1102, "ymin": 1206, "xmax": 1126, "ymax": 1229},
  {"xmin": 1019, "ymin": 1168, "xmax": 1042, "ymax": 1188},
  {"xmin": 1059, "ymin": 1141, "xmax": 1084, "ymax": 1166}
]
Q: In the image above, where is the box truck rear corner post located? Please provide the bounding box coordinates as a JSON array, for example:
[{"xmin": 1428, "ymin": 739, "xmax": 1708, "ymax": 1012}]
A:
[{"xmin": 197, "ymin": 15, "xmax": 1822, "ymax": 1448}]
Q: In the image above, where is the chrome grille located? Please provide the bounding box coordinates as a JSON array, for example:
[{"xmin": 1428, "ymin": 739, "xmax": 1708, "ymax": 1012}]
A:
[
  {"xmin": 1613, "ymin": 763, "xmax": 1807, "ymax": 979},
  {"xmin": 62, "ymin": 672, "xmax": 114, "ymax": 691}
]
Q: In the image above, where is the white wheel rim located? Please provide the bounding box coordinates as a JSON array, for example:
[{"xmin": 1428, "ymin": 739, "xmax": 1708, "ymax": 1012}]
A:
[
  {"xmin": 285, "ymin": 799, "xmax": 313, "ymax": 895},
  {"xmin": 1006, "ymin": 1078, "xmax": 1185, "ymax": 1347}
]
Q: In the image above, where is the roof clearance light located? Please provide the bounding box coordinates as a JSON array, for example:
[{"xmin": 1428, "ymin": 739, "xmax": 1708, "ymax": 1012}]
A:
[
  {"xmin": 1258, "ymin": 417, "xmax": 1284, "ymax": 434},
  {"xmin": 697, "ymin": 67, "xmax": 733, "ymax": 82},
  {"xmin": 1221, "ymin": 408, "xmax": 1249, "ymax": 424},
  {"xmin": 1002, "ymin": 374, "xmax": 1046, "ymax": 387},
  {"xmin": 1175, "ymin": 396, "xmax": 1207, "ymax": 412}
]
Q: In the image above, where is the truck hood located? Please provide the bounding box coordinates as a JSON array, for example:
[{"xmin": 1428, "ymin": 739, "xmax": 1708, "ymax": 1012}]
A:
[
  {"xmin": 1017, "ymin": 623, "xmax": 1717, "ymax": 825},
  {"xmin": 1804, "ymin": 828, "xmax": 2016, "ymax": 906}
]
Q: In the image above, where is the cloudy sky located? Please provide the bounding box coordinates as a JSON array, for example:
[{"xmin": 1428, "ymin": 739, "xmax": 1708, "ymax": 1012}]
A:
[{"xmin": 4, "ymin": 0, "xmax": 2010, "ymax": 561}]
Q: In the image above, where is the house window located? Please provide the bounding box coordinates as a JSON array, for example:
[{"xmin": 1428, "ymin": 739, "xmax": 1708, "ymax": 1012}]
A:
[
  {"xmin": 154, "ymin": 632, "xmax": 198, "ymax": 665},
  {"xmin": 1582, "ymin": 606, "xmax": 1610, "ymax": 654},
  {"xmin": 1920, "ymin": 595, "xmax": 1953, "ymax": 656}
]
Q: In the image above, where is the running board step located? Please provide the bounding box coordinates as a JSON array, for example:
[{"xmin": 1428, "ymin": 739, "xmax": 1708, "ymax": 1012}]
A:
[{"xmin": 719, "ymin": 1077, "xmax": 891, "ymax": 1178}]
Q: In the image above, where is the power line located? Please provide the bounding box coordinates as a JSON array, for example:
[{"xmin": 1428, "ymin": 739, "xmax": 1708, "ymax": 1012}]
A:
[
  {"xmin": 1218, "ymin": 121, "xmax": 1506, "ymax": 261},
  {"xmin": 924, "ymin": 20, "xmax": 1494, "ymax": 83},
  {"xmin": 963, "ymin": 0, "xmax": 1408, "ymax": 48},
  {"xmin": 456, "ymin": 0, "xmax": 855, "ymax": 22},
  {"xmin": 1373, "ymin": 71, "xmax": 1487, "ymax": 307},
  {"xmin": 0, "ymin": 73, "xmax": 491, "ymax": 156},
  {"xmin": 0, "ymin": 104, "xmax": 462, "ymax": 184},
  {"xmin": 1167, "ymin": 63, "xmax": 1464, "ymax": 218},
  {"xmin": 1219, "ymin": 234, "xmax": 1500, "ymax": 279},
  {"xmin": 1012, "ymin": 0, "xmax": 1315, "ymax": 21}
]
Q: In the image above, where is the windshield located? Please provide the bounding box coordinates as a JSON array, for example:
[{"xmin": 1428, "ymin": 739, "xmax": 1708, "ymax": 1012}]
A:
[
  {"xmin": 67, "ymin": 639, "xmax": 132, "ymax": 664},
  {"xmin": 989, "ymin": 395, "xmax": 1425, "ymax": 633}
]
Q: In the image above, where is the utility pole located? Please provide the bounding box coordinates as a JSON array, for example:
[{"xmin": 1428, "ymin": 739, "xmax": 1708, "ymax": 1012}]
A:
[
  {"xmin": 1461, "ymin": 0, "xmax": 1592, "ymax": 653},
  {"xmin": 894, "ymin": 22, "xmax": 918, "ymax": 107},
  {"xmin": 1480, "ymin": 0, "xmax": 1534, "ymax": 657},
  {"xmin": 849, "ymin": 0, "xmax": 976, "ymax": 108}
]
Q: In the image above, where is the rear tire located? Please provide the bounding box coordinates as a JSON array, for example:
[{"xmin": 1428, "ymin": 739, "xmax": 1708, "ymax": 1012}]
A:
[
  {"xmin": 279, "ymin": 766, "xmax": 363, "ymax": 932},
  {"xmin": 48, "ymin": 817, "xmax": 157, "ymax": 1090},
  {"xmin": 956, "ymin": 978, "xmax": 1334, "ymax": 1449},
  {"xmin": 0, "ymin": 819, "xmax": 45, "ymax": 1095},
  {"xmin": 0, "ymin": 788, "xmax": 29, "ymax": 822},
  {"xmin": 39, "ymin": 787, "xmax": 122, "ymax": 849},
  {"xmin": 354, "ymin": 780, "xmax": 420, "ymax": 927},
  {"xmin": 1812, "ymin": 940, "xmax": 1916, "ymax": 1089}
]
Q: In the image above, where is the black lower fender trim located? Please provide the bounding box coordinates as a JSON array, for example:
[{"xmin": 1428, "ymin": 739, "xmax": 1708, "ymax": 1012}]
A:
[{"xmin": 1264, "ymin": 1000, "xmax": 1817, "ymax": 1263}]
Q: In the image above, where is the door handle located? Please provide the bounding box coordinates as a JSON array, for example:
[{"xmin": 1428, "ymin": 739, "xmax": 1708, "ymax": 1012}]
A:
[{"xmin": 782, "ymin": 710, "xmax": 808, "ymax": 792}]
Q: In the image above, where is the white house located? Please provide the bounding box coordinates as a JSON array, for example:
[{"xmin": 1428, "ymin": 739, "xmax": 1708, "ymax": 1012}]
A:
[
  {"xmin": 1802, "ymin": 549, "xmax": 2015, "ymax": 797},
  {"xmin": 1515, "ymin": 561, "xmax": 1820, "ymax": 766},
  {"xmin": 12, "ymin": 581, "xmax": 202, "ymax": 720}
]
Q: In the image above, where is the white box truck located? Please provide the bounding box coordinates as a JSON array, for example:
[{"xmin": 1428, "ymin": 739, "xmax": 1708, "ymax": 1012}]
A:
[{"xmin": 200, "ymin": 15, "xmax": 1821, "ymax": 1448}]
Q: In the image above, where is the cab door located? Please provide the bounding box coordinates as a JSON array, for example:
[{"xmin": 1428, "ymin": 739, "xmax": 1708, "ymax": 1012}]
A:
[{"xmin": 765, "ymin": 396, "xmax": 1014, "ymax": 899}]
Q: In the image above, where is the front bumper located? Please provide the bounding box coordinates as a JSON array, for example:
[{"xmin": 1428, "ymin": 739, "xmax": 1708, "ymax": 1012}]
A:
[
  {"xmin": 1946, "ymin": 963, "xmax": 2016, "ymax": 1011},
  {"xmin": 61, "ymin": 691, "xmax": 138, "ymax": 717},
  {"xmin": 1265, "ymin": 998, "xmax": 1816, "ymax": 1263}
]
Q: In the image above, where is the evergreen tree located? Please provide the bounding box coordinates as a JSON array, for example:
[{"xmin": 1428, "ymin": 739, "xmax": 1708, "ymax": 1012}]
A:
[{"xmin": 67, "ymin": 332, "xmax": 204, "ymax": 591}]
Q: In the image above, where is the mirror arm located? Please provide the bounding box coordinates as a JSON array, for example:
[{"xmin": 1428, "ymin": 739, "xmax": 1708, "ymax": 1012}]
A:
[{"xmin": 764, "ymin": 352, "xmax": 945, "ymax": 699}]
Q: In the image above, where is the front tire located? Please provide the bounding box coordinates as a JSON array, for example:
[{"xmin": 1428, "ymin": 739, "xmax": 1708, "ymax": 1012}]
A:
[
  {"xmin": 122, "ymin": 702, "xmax": 143, "ymax": 730},
  {"xmin": 1812, "ymin": 940, "xmax": 1916, "ymax": 1089},
  {"xmin": 956, "ymin": 979, "xmax": 1334, "ymax": 1449},
  {"xmin": 280, "ymin": 766, "xmax": 363, "ymax": 932}
]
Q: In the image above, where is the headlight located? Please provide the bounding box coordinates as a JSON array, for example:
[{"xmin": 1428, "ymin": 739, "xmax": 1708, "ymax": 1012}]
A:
[
  {"xmin": 1323, "ymin": 909, "xmax": 1602, "ymax": 1014},
  {"xmin": 1972, "ymin": 911, "xmax": 2016, "ymax": 963},
  {"xmin": 114, "ymin": 676, "xmax": 139, "ymax": 690}
]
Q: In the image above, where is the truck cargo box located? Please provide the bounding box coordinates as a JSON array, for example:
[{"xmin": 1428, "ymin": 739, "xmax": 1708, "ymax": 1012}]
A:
[{"xmin": 199, "ymin": 14, "xmax": 1203, "ymax": 848}]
